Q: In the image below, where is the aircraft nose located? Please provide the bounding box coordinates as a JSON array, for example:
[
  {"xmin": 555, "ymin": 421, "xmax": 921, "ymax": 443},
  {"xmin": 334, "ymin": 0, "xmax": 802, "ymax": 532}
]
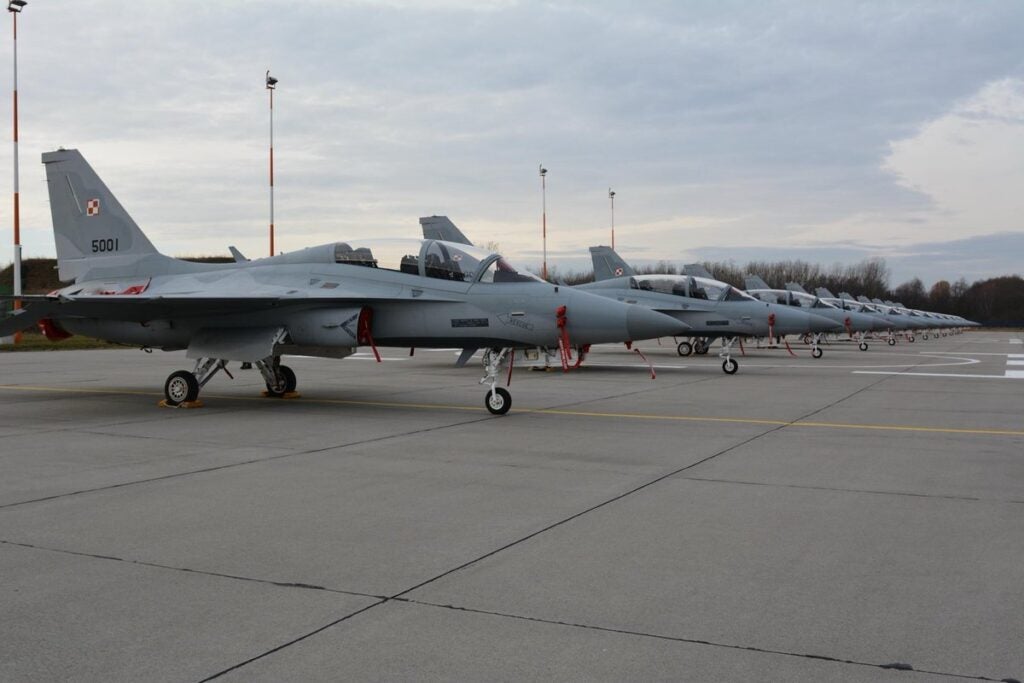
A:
[
  {"xmin": 770, "ymin": 305, "xmax": 815, "ymax": 334},
  {"xmin": 808, "ymin": 311, "xmax": 842, "ymax": 334},
  {"xmin": 627, "ymin": 305, "xmax": 690, "ymax": 340}
]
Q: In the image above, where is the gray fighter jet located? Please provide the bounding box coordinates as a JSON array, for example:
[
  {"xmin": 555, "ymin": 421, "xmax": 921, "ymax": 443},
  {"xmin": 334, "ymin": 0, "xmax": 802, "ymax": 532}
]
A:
[
  {"xmin": 0, "ymin": 149, "xmax": 687, "ymax": 413},
  {"xmin": 583, "ymin": 248, "xmax": 841, "ymax": 373},
  {"xmin": 417, "ymin": 219, "xmax": 839, "ymax": 374},
  {"xmin": 739, "ymin": 277, "xmax": 888, "ymax": 353}
]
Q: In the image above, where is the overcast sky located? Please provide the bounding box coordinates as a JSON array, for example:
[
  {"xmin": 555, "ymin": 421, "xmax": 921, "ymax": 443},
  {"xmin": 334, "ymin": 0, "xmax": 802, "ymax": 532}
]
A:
[{"xmin": 1, "ymin": 0, "xmax": 1022, "ymax": 286}]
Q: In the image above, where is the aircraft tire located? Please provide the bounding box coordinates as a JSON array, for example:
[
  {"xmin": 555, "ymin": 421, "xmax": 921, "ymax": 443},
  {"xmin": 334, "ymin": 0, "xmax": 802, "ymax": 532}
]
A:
[
  {"xmin": 265, "ymin": 365, "xmax": 296, "ymax": 397},
  {"xmin": 859, "ymin": 342, "xmax": 869, "ymax": 351},
  {"xmin": 811, "ymin": 347, "xmax": 823, "ymax": 359},
  {"xmin": 909, "ymin": 335, "xmax": 915, "ymax": 343},
  {"xmin": 165, "ymin": 370, "xmax": 199, "ymax": 406},
  {"xmin": 722, "ymin": 358, "xmax": 738, "ymax": 374},
  {"xmin": 923, "ymin": 333, "xmax": 929, "ymax": 340},
  {"xmin": 888, "ymin": 338, "xmax": 896, "ymax": 346},
  {"xmin": 677, "ymin": 341, "xmax": 693, "ymax": 357},
  {"xmin": 279, "ymin": 365, "xmax": 297, "ymax": 393},
  {"xmin": 694, "ymin": 340, "xmax": 709, "ymax": 355},
  {"xmin": 485, "ymin": 387, "xmax": 511, "ymax": 415}
]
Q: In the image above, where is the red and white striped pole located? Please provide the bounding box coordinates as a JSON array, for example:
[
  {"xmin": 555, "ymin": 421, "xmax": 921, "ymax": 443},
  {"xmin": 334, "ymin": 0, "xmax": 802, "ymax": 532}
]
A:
[
  {"xmin": 8, "ymin": 0, "xmax": 25, "ymax": 344},
  {"xmin": 540, "ymin": 164, "xmax": 547, "ymax": 281},
  {"xmin": 266, "ymin": 70, "xmax": 277, "ymax": 257}
]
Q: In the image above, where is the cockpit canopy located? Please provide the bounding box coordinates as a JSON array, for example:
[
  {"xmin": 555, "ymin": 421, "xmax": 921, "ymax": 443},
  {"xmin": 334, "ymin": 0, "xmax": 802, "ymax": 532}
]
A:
[
  {"xmin": 331, "ymin": 238, "xmax": 542, "ymax": 284},
  {"xmin": 629, "ymin": 274, "xmax": 757, "ymax": 302},
  {"xmin": 751, "ymin": 289, "xmax": 839, "ymax": 310}
]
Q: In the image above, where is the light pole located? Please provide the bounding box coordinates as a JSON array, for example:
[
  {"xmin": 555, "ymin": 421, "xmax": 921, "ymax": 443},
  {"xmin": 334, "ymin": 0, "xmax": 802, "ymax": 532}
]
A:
[
  {"xmin": 539, "ymin": 165, "xmax": 547, "ymax": 281},
  {"xmin": 8, "ymin": 0, "xmax": 25, "ymax": 344},
  {"xmin": 608, "ymin": 188, "xmax": 615, "ymax": 250},
  {"xmin": 266, "ymin": 70, "xmax": 277, "ymax": 257}
]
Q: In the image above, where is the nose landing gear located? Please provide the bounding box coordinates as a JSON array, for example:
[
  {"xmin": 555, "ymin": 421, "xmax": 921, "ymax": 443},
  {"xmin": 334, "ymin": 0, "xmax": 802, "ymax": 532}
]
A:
[{"xmin": 481, "ymin": 347, "xmax": 512, "ymax": 415}]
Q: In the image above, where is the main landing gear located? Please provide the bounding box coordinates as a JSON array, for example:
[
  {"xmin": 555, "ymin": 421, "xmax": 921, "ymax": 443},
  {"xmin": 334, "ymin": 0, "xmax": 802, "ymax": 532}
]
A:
[
  {"xmin": 481, "ymin": 347, "xmax": 512, "ymax": 415},
  {"xmin": 162, "ymin": 355, "xmax": 297, "ymax": 406},
  {"xmin": 676, "ymin": 340, "xmax": 693, "ymax": 356}
]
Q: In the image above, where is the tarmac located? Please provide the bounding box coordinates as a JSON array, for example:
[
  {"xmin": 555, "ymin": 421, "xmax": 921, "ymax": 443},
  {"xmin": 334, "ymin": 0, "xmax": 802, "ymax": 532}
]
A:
[{"xmin": 0, "ymin": 329, "xmax": 1021, "ymax": 682}]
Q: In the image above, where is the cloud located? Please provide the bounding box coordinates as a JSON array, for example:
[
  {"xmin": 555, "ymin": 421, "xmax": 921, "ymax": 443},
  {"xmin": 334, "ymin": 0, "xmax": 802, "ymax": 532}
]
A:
[{"xmin": 0, "ymin": 1, "xmax": 1022, "ymax": 284}]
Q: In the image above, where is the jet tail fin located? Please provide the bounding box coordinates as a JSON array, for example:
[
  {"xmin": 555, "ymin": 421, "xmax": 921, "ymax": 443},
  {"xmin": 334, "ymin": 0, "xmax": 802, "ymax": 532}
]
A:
[
  {"xmin": 420, "ymin": 215, "xmax": 474, "ymax": 245},
  {"xmin": 816, "ymin": 287, "xmax": 836, "ymax": 299},
  {"xmin": 681, "ymin": 263, "xmax": 714, "ymax": 279},
  {"xmin": 857, "ymin": 295, "xmax": 871, "ymax": 303},
  {"xmin": 744, "ymin": 274, "xmax": 770, "ymax": 290},
  {"xmin": 589, "ymin": 246, "xmax": 634, "ymax": 281},
  {"xmin": 42, "ymin": 149, "xmax": 164, "ymax": 282},
  {"xmin": 785, "ymin": 282, "xmax": 808, "ymax": 294},
  {"xmin": 229, "ymin": 246, "xmax": 248, "ymax": 263}
]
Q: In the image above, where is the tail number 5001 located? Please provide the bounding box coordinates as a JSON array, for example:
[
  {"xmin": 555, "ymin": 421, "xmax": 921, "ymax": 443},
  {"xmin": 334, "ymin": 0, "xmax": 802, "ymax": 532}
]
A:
[{"xmin": 91, "ymin": 238, "xmax": 120, "ymax": 253}]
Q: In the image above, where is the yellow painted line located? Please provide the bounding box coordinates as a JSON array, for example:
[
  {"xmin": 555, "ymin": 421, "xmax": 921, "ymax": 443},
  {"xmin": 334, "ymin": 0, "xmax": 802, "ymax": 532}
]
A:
[{"xmin": 0, "ymin": 384, "xmax": 1022, "ymax": 437}]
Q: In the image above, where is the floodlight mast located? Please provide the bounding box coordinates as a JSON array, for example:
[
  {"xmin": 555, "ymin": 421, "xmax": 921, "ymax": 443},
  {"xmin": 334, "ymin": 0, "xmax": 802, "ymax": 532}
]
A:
[
  {"xmin": 8, "ymin": 0, "xmax": 26, "ymax": 344},
  {"xmin": 608, "ymin": 187, "xmax": 616, "ymax": 250},
  {"xmin": 540, "ymin": 164, "xmax": 547, "ymax": 281},
  {"xmin": 266, "ymin": 70, "xmax": 277, "ymax": 257}
]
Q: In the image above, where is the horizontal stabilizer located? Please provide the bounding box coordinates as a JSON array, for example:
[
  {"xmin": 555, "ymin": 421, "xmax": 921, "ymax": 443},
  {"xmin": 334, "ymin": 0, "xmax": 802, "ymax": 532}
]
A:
[{"xmin": 0, "ymin": 302, "xmax": 59, "ymax": 337}]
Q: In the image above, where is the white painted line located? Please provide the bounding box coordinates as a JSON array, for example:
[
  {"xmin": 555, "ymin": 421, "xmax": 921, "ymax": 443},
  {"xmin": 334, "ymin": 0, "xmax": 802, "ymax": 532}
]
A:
[
  {"xmin": 1006, "ymin": 360, "xmax": 1024, "ymax": 366},
  {"xmin": 853, "ymin": 371, "xmax": 1021, "ymax": 379},
  {"xmin": 1008, "ymin": 354, "xmax": 1024, "ymax": 358}
]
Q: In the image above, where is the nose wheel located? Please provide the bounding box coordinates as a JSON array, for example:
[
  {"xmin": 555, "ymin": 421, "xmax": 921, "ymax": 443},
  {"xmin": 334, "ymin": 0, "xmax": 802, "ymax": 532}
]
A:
[
  {"xmin": 718, "ymin": 337, "xmax": 740, "ymax": 375},
  {"xmin": 485, "ymin": 387, "xmax": 511, "ymax": 415},
  {"xmin": 480, "ymin": 347, "xmax": 512, "ymax": 415},
  {"xmin": 722, "ymin": 358, "xmax": 738, "ymax": 374}
]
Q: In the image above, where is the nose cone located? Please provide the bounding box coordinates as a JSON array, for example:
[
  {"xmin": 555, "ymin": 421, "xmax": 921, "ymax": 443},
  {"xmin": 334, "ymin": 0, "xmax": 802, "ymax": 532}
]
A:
[
  {"xmin": 627, "ymin": 305, "xmax": 690, "ymax": 341},
  {"xmin": 769, "ymin": 305, "xmax": 839, "ymax": 334}
]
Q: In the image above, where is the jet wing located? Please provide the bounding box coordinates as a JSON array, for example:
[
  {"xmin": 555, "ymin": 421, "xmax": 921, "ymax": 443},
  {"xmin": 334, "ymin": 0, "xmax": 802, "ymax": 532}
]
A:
[{"xmin": 1, "ymin": 286, "xmax": 460, "ymax": 325}]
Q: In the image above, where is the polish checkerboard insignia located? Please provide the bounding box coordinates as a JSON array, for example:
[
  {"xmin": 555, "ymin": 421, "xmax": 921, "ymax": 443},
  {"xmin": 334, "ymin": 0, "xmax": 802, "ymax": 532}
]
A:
[
  {"xmin": 86, "ymin": 198, "xmax": 100, "ymax": 216},
  {"xmin": 614, "ymin": 267, "xmax": 624, "ymax": 276}
]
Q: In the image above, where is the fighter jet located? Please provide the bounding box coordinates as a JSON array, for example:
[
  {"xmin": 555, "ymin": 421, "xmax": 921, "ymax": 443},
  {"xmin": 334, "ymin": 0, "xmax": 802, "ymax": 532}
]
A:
[
  {"xmin": 0, "ymin": 149, "xmax": 687, "ymax": 413},
  {"xmin": 582, "ymin": 248, "xmax": 841, "ymax": 373},
  {"xmin": 737, "ymin": 277, "xmax": 888, "ymax": 353}
]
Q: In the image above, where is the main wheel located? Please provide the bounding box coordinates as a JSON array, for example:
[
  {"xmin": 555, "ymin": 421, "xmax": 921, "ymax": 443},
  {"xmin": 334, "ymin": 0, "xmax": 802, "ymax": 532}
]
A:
[
  {"xmin": 908, "ymin": 335, "xmax": 915, "ymax": 343},
  {"xmin": 923, "ymin": 333, "xmax": 929, "ymax": 340},
  {"xmin": 165, "ymin": 370, "xmax": 199, "ymax": 406},
  {"xmin": 802, "ymin": 333, "xmax": 812, "ymax": 345},
  {"xmin": 811, "ymin": 347, "xmax": 823, "ymax": 359},
  {"xmin": 859, "ymin": 342, "xmax": 868, "ymax": 351},
  {"xmin": 722, "ymin": 358, "xmax": 738, "ymax": 374},
  {"xmin": 485, "ymin": 387, "xmax": 511, "ymax": 415},
  {"xmin": 694, "ymin": 340, "xmax": 709, "ymax": 355},
  {"xmin": 677, "ymin": 341, "xmax": 693, "ymax": 357},
  {"xmin": 265, "ymin": 365, "xmax": 296, "ymax": 397},
  {"xmin": 887, "ymin": 338, "xmax": 896, "ymax": 346}
]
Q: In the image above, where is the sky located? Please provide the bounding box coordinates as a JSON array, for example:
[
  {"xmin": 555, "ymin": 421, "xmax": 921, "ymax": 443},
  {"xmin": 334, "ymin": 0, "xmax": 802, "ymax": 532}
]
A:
[{"xmin": 1, "ymin": 0, "xmax": 1023, "ymax": 288}]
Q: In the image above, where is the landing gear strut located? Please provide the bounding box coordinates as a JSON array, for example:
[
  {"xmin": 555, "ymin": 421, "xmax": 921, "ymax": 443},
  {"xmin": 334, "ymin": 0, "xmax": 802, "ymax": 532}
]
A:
[
  {"xmin": 719, "ymin": 336, "xmax": 739, "ymax": 374},
  {"xmin": 163, "ymin": 357, "xmax": 235, "ymax": 406},
  {"xmin": 481, "ymin": 347, "xmax": 512, "ymax": 415},
  {"xmin": 810, "ymin": 333, "xmax": 824, "ymax": 359}
]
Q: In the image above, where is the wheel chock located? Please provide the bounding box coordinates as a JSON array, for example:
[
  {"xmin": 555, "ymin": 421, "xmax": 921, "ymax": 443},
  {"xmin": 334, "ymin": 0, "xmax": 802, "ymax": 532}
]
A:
[
  {"xmin": 260, "ymin": 390, "xmax": 302, "ymax": 399},
  {"xmin": 157, "ymin": 399, "xmax": 205, "ymax": 409}
]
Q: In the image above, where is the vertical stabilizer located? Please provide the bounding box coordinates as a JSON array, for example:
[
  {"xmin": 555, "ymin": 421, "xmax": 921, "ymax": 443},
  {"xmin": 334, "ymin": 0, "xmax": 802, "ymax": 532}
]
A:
[
  {"xmin": 786, "ymin": 282, "xmax": 808, "ymax": 294},
  {"xmin": 816, "ymin": 287, "xmax": 836, "ymax": 299},
  {"xmin": 42, "ymin": 148, "xmax": 161, "ymax": 282},
  {"xmin": 744, "ymin": 274, "xmax": 770, "ymax": 291},
  {"xmin": 420, "ymin": 215, "xmax": 474, "ymax": 246},
  {"xmin": 682, "ymin": 263, "xmax": 714, "ymax": 279},
  {"xmin": 589, "ymin": 246, "xmax": 635, "ymax": 281}
]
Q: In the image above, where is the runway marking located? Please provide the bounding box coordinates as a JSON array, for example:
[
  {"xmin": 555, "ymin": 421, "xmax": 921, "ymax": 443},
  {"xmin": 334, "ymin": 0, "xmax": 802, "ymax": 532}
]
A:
[
  {"xmin": 854, "ymin": 371, "xmax": 1023, "ymax": 380},
  {"xmin": 1, "ymin": 384, "xmax": 1022, "ymax": 437}
]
